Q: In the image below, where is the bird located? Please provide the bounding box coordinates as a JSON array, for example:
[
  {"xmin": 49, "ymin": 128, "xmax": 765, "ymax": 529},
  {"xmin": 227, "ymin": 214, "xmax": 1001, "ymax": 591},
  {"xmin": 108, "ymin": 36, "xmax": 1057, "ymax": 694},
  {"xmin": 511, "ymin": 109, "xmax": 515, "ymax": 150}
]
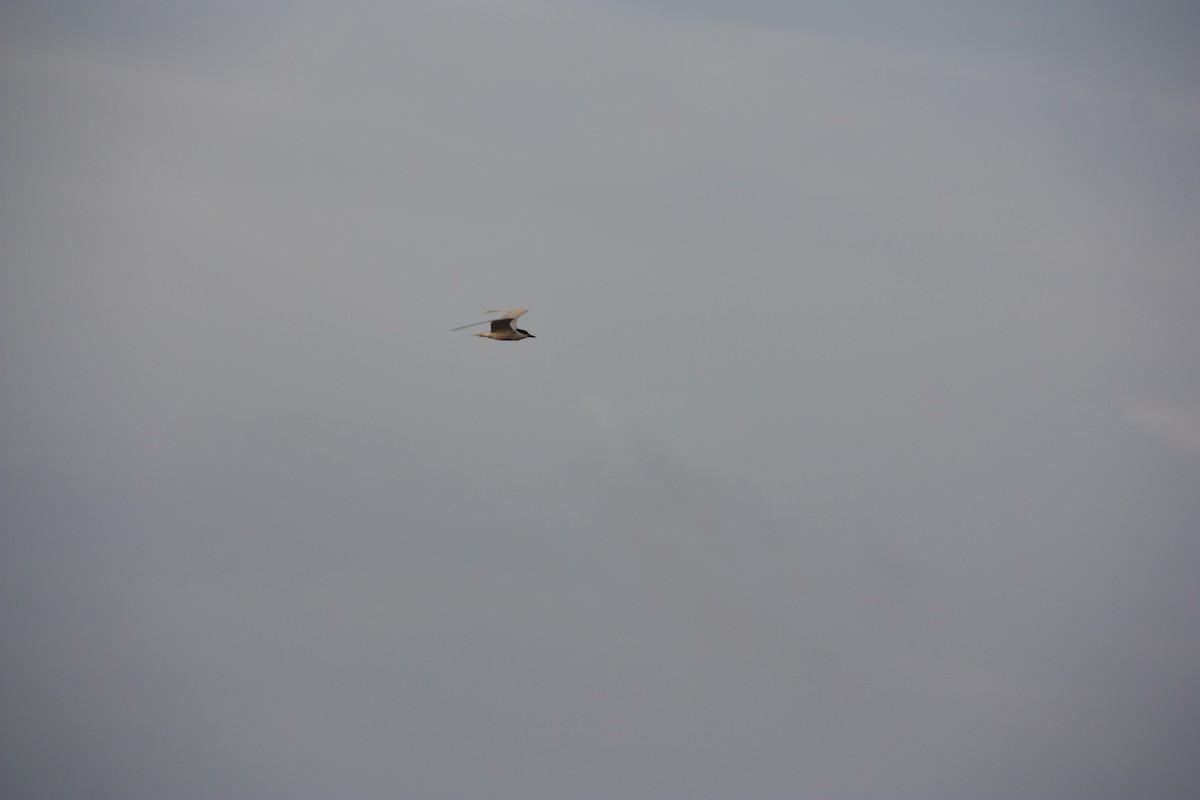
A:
[{"xmin": 452, "ymin": 307, "xmax": 536, "ymax": 340}]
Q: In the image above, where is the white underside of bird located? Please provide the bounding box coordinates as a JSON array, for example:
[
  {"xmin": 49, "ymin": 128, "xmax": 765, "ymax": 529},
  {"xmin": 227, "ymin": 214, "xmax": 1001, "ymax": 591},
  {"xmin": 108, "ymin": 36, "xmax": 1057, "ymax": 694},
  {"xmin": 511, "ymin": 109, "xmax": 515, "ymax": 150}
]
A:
[{"xmin": 452, "ymin": 307, "xmax": 535, "ymax": 340}]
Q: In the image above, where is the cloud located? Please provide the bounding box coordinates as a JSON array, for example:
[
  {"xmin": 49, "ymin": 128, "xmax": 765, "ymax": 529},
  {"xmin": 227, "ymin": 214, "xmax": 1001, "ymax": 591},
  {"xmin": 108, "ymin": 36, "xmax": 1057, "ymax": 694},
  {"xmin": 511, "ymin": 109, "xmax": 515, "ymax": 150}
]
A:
[{"xmin": 3, "ymin": 2, "xmax": 1199, "ymax": 799}]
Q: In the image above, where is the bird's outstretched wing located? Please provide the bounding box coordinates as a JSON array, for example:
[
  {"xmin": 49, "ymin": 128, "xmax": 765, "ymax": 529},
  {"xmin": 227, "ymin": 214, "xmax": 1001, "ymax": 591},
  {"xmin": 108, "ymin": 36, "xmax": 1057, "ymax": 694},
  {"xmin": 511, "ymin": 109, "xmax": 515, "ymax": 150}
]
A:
[
  {"xmin": 452, "ymin": 307, "xmax": 528, "ymax": 331},
  {"xmin": 487, "ymin": 307, "xmax": 528, "ymax": 321}
]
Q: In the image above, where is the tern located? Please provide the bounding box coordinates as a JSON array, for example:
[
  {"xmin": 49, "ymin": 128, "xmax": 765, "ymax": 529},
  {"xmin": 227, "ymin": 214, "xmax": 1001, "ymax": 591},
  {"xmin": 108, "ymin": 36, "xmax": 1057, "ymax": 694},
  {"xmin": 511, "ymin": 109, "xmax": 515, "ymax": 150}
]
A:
[{"xmin": 452, "ymin": 307, "xmax": 536, "ymax": 340}]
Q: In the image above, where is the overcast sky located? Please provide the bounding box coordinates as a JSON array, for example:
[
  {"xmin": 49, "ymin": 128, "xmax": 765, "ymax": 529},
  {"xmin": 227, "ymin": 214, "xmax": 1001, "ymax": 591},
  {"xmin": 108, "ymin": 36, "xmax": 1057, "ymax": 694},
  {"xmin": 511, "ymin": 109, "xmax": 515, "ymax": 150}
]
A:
[{"xmin": 2, "ymin": 2, "xmax": 1199, "ymax": 798}]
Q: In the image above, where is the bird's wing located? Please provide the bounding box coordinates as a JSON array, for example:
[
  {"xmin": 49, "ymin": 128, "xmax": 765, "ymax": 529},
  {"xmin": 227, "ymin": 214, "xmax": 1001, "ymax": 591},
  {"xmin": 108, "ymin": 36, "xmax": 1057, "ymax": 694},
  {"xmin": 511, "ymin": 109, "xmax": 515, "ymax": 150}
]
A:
[
  {"xmin": 488, "ymin": 307, "xmax": 528, "ymax": 321},
  {"xmin": 453, "ymin": 308, "xmax": 527, "ymax": 332}
]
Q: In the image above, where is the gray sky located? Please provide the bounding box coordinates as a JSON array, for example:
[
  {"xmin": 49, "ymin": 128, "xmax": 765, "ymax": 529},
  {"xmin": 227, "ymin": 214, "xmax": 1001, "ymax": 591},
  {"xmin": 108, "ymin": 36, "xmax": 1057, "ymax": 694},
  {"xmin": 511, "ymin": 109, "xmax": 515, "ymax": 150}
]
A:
[{"xmin": 2, "ymin": 1, "xmax": 1199, "ymax": 798}]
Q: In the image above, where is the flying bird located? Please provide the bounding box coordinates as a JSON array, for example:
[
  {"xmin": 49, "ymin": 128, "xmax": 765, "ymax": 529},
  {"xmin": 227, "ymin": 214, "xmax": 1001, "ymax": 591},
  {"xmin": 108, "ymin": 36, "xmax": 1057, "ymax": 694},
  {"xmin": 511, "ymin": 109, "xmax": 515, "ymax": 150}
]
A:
[{"xmin": 452, "ymin": 307, "xmax": 536, "ymax": 340}]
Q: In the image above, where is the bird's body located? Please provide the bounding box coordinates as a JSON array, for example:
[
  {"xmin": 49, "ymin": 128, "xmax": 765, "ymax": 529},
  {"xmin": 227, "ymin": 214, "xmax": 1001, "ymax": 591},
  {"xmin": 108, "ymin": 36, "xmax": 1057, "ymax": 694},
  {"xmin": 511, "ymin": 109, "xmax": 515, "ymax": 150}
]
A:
[{"xmin": 452, "ymin": 307, "xmax": 535, "ymax": 340}]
